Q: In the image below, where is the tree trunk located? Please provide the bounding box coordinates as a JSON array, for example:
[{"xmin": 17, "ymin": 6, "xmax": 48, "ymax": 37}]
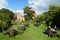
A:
[{"xmin": 2, "ymin": 27, "xmax": 4, "ymax": 32}]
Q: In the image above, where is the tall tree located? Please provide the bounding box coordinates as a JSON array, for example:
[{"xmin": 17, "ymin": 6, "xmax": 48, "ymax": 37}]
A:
[
  {"xmin": 44, "ymin": 5, "xmax": 60, "ymax": 29},
  {"xmin": 0, "ymin": 8, "xmax": 14, "ymax": 32},
  {"xmin": 24, "ymin": 6, "xmax": 35, "ymax": 21}
]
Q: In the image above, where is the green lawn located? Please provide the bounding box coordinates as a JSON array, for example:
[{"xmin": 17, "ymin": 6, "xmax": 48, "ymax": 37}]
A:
[{"xmin": 0, "ymin": 24, "xmax": 60, "ymax": 40}]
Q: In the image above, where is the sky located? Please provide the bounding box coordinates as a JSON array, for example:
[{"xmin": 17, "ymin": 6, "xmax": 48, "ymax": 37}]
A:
[{"xmin": 0, "ymin": 0, "xmax": 60, "ymax": 14}]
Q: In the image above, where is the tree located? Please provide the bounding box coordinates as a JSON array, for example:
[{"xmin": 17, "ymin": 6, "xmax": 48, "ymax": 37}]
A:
[
  {"xmin": 0, "ymin": 8, "xmax": 14, "ymax": 32},
  {"xmin": 0, "ymin": 8, "xmax": 14, "ymax": 20},
  {"xmin": 24, "ymin": 6, "xmax": 35, "ymax": 21},
  {"xmin": 51, "ymin": 5, "xmax": 60, "ymax": 28},
  {"xmin": 35, "ymin": 14, "xmax": 46, "ymax": 24},
  {"xmin": 35, "ymin": 5, "xmax": 60, "ymax": 29},
  {"xmin": 43, "ymin": 5, "xmax": 60, "ymax": 29}
]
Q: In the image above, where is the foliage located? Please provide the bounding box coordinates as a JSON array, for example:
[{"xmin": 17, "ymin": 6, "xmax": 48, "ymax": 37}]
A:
[
  {"xmin": 45, "ymin": 5, "xmax": 60, "ymax": 28},
  {"xmin": 0, "ymin": 8, "xmax": 14, "ymax": 20},
  {"xmin": 24, "ymin": 6, "xmax": 35, "ymax": 21},
  {"xmin": 35, "ymin": 5, "xmax": 60, "ymax": 29},
  {"xmin": 35, "ymin": 14, "xmax": 46, "ymax": 24},
  {"xmin": 0, "ymin": 8, "xmax": 14, "ymax": 31}
]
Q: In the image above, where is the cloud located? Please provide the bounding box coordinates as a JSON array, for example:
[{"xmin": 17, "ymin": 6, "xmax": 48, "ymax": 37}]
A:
[
  {"xmin": 7, "ymin": 8, "xmax": 24, "ymax": 16},
  {"xmin": 28, "ymin": 0, "xmax": 60, "ymax": 14},
  {"xmin": 0, "ymin": 0, "xmax": 8, "ymax": 9},
  {"xmin": 15, "ymin": 10, "xmax": 24, "ymax": 16}
]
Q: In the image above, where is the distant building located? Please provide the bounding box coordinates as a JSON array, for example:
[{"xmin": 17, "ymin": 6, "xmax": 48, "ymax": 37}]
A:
[
  {"xmin": 13, "ymin": 10, "xmax": 37, "ymax": 22},
  {"xmin": 13, "ymin": 12, "xmax": 25, "ymax": 22},
  {"xmin": 16, "ymin": 12, "xmax": 25, "ymax": 22}
]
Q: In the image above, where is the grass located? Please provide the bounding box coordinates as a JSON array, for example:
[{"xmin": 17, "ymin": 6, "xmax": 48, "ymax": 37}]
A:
[{"xmin": 0, "ymin": 24, "xmax": 60, "ymax": 40}]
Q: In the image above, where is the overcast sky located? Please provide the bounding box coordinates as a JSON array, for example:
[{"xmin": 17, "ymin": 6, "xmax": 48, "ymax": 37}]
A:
[{"xmin": 0, "ymin": 0, "xmax": 60, "ymax": 14}]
